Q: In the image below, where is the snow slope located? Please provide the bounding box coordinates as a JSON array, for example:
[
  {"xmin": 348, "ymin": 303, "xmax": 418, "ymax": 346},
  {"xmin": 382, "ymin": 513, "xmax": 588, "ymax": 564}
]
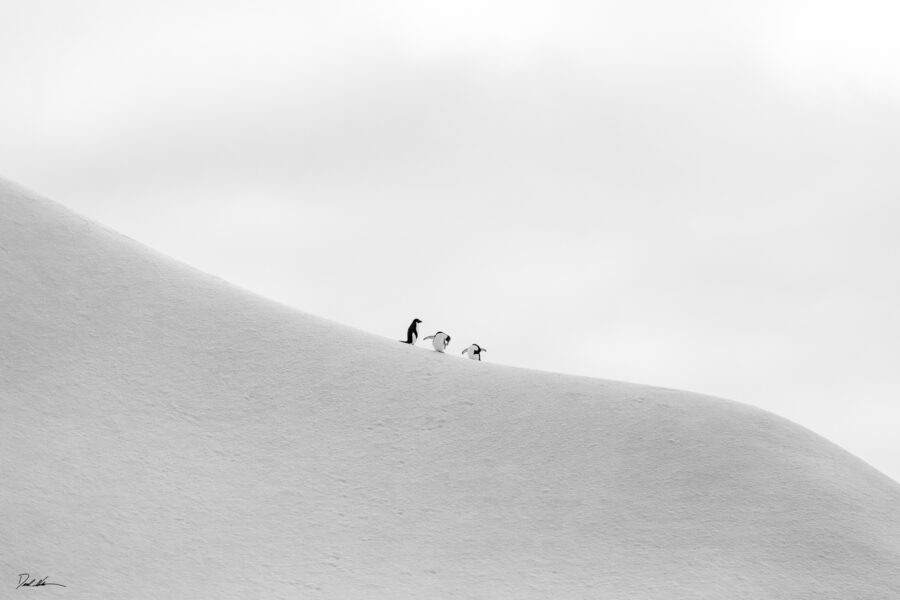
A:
[{"xmin": 2, "ymin": 178, "xmax": 899, "ymax": 599}]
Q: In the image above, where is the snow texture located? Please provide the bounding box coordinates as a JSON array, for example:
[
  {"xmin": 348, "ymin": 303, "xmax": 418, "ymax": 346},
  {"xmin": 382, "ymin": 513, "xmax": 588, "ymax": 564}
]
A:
[{"xmin": 2, "ymin": 178, "xmax": 899, "ymax": 599}]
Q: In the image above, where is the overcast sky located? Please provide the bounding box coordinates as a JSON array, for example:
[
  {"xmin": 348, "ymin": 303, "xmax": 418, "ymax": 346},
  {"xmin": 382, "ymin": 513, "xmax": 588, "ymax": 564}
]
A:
[{"xmin": 2, "ymin": 0, "xmax": 898, "ymax": 482}]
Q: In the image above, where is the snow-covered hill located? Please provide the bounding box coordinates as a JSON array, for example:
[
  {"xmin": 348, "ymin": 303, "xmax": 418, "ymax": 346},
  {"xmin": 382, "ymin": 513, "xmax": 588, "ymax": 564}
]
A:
[{"xmin": 2, "ymin": 178, "xmax": 899, "ymax": 599}]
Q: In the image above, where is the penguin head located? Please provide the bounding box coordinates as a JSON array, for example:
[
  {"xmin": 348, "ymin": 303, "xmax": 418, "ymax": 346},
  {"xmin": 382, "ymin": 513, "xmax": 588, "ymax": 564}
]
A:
[{"xmin": 413, "ymin": 318, "xmax": 422, "ymax": 324}]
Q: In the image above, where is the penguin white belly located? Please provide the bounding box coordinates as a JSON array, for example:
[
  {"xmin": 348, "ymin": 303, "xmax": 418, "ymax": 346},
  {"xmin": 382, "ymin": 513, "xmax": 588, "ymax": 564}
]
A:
[{"xmin": 432, "ymin": 333, "xmax": 448, "ymax": 352}]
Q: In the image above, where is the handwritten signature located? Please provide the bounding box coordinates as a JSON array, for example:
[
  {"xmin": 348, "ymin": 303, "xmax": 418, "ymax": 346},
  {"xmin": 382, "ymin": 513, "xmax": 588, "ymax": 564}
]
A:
[{"xmin": 17, "ymin": 574, "xmax": 66, "ymax": 589}]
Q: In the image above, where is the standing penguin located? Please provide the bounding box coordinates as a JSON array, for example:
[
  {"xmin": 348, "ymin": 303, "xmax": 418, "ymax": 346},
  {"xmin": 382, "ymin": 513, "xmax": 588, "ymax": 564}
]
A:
[
  {"xmin": 423, "ymin": 331, "xmax": 451, "ymax": 353},
  {"xmin": 400, "ymin": 318, "xmax": 422, "ymax": 344},
  {"xmin": 462, "ymin": 344, "xmax": 486, "ymax": 361}
]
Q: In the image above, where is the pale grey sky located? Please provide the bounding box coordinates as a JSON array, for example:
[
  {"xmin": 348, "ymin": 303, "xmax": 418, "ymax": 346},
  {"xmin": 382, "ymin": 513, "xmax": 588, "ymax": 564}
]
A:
[{"xmin": 2, "ymin": 0, "xmax": 898, "ymax": 481}]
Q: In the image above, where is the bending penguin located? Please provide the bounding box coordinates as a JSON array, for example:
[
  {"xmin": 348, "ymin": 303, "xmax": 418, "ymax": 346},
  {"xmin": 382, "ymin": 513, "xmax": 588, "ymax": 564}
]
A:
[
  {"xmin": 401, "ymin": 318, "xmax": 422, "ymax": 344},
  {"xmin": 462, "ymin": 344, "xmax": 486, "ymax": 361},
  {"xmin": 423, "ymin": 331, "xmax": 451, "ymax": 353}
]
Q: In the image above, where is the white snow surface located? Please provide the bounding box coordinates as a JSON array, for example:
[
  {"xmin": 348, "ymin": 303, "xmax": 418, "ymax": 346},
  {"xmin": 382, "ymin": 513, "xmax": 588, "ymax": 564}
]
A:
[{"xmin": 2, "ymin": 178, "xmax": 899, "ymax": 599}]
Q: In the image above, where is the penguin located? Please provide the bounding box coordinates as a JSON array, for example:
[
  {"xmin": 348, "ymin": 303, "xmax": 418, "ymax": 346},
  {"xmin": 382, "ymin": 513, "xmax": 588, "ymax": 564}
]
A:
[
  {"xmin": 422, "ymin": 331, "xmax": 451, "ymax": 353},
  {"xmin": 401, "ymin": 318, "xmax": 422, "ymax": 344},
  {"xmin": 462, "ymin": 344, "xmax": 486, "ymax": 361}
]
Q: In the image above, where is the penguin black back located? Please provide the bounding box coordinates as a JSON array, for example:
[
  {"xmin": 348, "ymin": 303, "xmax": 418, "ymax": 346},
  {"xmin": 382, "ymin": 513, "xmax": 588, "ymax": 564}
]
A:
[{"xmin": 401, "ymin": 318, "xmax": 422, "ymax": 344}]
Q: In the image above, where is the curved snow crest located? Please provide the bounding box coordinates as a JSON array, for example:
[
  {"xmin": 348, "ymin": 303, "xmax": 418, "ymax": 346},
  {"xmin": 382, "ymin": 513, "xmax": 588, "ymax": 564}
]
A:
[{"xmin": 2, "ymin": 178, "xmax": 899, "ymax": 599}]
